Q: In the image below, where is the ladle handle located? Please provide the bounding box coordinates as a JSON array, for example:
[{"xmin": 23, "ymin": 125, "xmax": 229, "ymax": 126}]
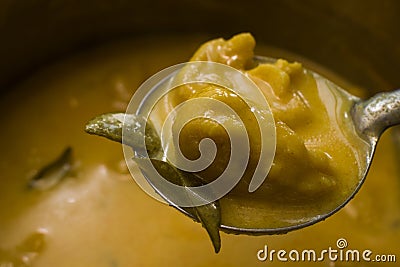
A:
[{"xmin": 352, "ymin": 89, "xmax": 400, "ymax": 138}]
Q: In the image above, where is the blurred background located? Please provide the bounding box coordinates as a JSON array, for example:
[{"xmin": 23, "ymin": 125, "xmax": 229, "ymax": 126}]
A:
[
  {"xmin": 1, "ymin": 0, "xmax": 399, "ymax": 92},
  {"xmin": 0, "ymin": 1, "xmax": 399, "ymax": 266}
]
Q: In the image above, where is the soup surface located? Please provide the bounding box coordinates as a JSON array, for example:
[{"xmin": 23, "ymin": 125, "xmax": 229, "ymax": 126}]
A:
[{"xmin": 0, "ymin": 35, "xmax": 399, "ymax": 266}]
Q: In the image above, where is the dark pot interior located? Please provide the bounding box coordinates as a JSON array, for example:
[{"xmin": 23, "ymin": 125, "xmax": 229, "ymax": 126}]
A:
[{"xmin": 1, "ymin": 0, "xmax": 399, "ymax": 93}]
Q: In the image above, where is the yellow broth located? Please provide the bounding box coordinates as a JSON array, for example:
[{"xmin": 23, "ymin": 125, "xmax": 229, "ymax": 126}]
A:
[{"xmin": 0, "ymin": 35, "xmax": 399, "ymax": 266}]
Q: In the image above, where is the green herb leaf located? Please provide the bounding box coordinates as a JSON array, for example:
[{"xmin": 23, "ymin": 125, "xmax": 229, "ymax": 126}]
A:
[
  {"xmin": 140, "ymin": 159, "xmax": 221, "ymax": 253},
  {"xmin": 85, "ymin": 113, "xmax": 161, "ymax": 158},
  {"xmin": 85, "ymin": 113, "xmax": 222, "ymax": 253},
  {"xmin": 28, "ymin": 147, "xmax": 73, "ymax": 190}
]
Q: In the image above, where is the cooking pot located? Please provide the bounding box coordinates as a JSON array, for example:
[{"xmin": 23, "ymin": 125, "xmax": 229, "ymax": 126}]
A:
[
  {"xmin": 1, "ymin": 0, "xmax": 399, "ymax": 93},
  {"xmin": 1, "ymin": 1, "xmax": 399, "ymax": 266}
]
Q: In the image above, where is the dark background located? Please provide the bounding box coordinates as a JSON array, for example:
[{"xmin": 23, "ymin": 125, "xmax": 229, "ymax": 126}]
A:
[{"xmin": 1, "ymin": 0, "xmax": 399, "ymax": 93}]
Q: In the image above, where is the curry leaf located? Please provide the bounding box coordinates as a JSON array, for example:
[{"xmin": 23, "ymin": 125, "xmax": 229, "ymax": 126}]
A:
[
  {"xmin": 28, "ymin": 147, "xmax": 73, "ymax": 190},
  {"xmin": 85, "ymin": 113, "xmax": 222, "ymax": 253},
  {"xmin": 140, "ymin": 159, "xmax": 221, "ymax": 253},
  {"xmin": 85, "ymin": 113, "xmax": 161, "ymax": 158}
]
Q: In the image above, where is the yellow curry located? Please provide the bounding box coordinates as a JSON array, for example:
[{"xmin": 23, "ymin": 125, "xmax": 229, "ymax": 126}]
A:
[
  {"xmin": 0, "ymin": 34, "xmax": 398, "ymax": 266},
  {"xmin": 156, "ymin": 33, "xmax": 370, "ymax": 230}
]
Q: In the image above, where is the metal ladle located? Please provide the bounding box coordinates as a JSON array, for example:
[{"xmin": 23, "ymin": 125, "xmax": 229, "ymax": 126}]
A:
[
  {"xmin": 85, "ymin": 56, "xmax": 400, "ymax": 236},
  {"xmin": 219, "ymin": 56, "xmax": 400, "ymax": 234},
  {"xmin": 174, "ymin": 56, "xmax": 400, "ymax": 235}
]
